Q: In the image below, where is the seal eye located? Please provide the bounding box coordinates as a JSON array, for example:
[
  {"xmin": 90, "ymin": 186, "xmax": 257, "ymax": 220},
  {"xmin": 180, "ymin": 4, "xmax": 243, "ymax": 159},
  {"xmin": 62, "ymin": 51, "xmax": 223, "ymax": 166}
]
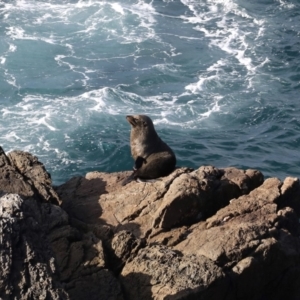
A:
[{"xmin": 143, "ymin": 121, "xmax": 147, "ymax": 127}]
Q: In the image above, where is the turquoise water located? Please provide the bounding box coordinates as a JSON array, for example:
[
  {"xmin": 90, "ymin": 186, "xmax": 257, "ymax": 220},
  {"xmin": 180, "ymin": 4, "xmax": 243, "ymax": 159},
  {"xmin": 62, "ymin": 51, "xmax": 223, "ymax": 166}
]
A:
[{"xmin": 0, "ymin": 0, "xmax": 300, "ymax": 185}]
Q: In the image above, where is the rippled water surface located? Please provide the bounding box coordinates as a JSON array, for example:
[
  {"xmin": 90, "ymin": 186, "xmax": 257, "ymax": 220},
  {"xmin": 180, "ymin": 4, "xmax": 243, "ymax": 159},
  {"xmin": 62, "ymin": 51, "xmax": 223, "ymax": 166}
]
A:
[{"xmin": 0, "ymin": 0, "xmax": 300, "ymax": 184}]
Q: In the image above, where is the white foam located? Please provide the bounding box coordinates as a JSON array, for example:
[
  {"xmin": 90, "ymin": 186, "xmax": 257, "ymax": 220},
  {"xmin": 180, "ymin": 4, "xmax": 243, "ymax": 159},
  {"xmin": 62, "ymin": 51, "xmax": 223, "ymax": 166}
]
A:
[
  {"xmin": 181, "ymin": 0, "xmax": 265, "ymax": 76},
  {"xmin": 34, "ymin": 13, "xmax": 53, "ymax": 25},
  {"xmin": 111, "ymin": 3, "xmax": 125, "ymax": 15},
  {"xmin": 29, "ymin": 116, "xmax": 57, "ymax": 132},
  {"xmin": 200, "ymin": 99, "xmax": 221, "ymax": 118},
  {"xmin": 4, "ymin": 71, "xmax": 19, "ymax": 88},
  {"xmin": 8, "ymin": 44, "xmax": 17, "ymax": 52},
  {"xmin": 277, "ymin": 0, "xmax": 295, "ymax": 9},
  {"xmin": 2, "ymin": 131, "xmax": 26, "ymax": 143},
  {"xmin": 6, "ymin": 26, "xmax": 25, "ymax": 39},
  {"xmin": 185, "ymin": 71, "xmax": 220, "ymax": 94},
  {"xmin": 6, "ymin": 26, "xmax": 57, "ymax": 44}
]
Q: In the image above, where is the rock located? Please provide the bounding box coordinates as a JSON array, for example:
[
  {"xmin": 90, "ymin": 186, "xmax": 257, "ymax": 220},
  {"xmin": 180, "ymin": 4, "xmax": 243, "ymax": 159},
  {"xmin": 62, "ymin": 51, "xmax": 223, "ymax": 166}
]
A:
[
  {"xmin": 0, "ymin": 192, "xmax": 123, "ymax": 300},
  {"xmin": 120, "ymin": 245, "xmax": 228, "ymax": 300},
  {"xmin": 152, "ymin": 166, "xmax": 263, "ymax": 229},
  {"xmin": 0, "ymin": 193, "xmax": 68, "ymax": 299},
  {"xmin": 43, "ymin": 205, "xmax": 124, "ymax": 300},
  {"xmin": 0, "ymin": 147, "xmax": 34, "ymax": 199},
  {"xmin": 58, "ymin": 168, "xmax": 191, "ymax": 238},
  {"xmin": 147, "ymin": 226, "xmax": 191, "ymax": 247},
  {"xmin": 58, "ymin": 166, "xmax": 263, "ymax": 238},
  {"xmin": 2, "ymin": 145, "xmax": 300, "ymax": 300},
  {"xmin": 110, "ymin": 230, "xmax": 145, "ymax": 273},
  {"xmin": 0, "ymin": 146, "xmax": 60, "ymax": 205},
  {"xmin": 8, "ymin": 150, "xmax": 61, "ymax": 205},
  {"xmin": 174, "ymin": 177, "xmax": 300, "ymax": 300},
  {"xmin": 279, "ymin": 177, "xmax": 300, "ymax": 216}
]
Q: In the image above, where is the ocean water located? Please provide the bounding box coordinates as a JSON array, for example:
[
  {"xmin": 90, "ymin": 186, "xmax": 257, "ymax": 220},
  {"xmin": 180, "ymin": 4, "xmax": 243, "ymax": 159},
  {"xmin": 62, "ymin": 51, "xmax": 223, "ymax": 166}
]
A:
[{"xmin": 0, "ymin": 0, "xmax": 300, "ymax": 185}]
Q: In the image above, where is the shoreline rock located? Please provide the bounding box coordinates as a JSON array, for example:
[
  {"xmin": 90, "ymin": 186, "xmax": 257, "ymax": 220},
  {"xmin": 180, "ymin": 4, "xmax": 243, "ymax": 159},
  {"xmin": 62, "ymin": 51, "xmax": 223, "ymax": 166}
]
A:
[{"xmin": 1, "ymin": 146, "xmax": 300, "ymax": 299}]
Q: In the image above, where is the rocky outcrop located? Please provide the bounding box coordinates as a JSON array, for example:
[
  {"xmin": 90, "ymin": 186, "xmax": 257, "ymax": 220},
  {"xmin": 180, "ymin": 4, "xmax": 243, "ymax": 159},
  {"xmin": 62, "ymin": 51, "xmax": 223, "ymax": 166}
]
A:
[
  {"xmin": 1, "ymin": 147, "xmax": 300, "ymax": 300},
  {"xmin": 0, "ymin": 147, "xmax": 123, "ymax": 300},
  {"xmin": 0, "ymin": 192, "xmax": 123, "ymax": 300},
  {"xmin": 57, "ymin": 165, "xmax": 263, "ymax": 238},
  {"xmin": 117, "ymin": 177, "xmax": 300, "ymax": 300},
  {"xmin": 0, "ymin": 146, "xmax": 60, "ymax": 204},
  {"xmin": 120, "ymin": 245, "xmax": 227, "ymax": 300},
  {"xmin": 0, "ymin": 193, "xmax": 68, "ymax": 299}
]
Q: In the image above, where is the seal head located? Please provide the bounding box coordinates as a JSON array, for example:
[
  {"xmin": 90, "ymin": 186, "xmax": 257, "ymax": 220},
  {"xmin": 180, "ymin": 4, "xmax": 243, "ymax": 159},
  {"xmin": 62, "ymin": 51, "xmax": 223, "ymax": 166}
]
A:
[{"xmin": 125, "ymin": 114, "xmax": 176, "ymax": 180}]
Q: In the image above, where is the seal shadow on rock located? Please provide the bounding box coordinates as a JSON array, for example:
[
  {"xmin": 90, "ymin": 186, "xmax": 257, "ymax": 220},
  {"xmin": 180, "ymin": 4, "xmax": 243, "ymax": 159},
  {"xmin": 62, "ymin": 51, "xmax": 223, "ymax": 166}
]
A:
[{"xmin": 122, "ymin": 115, "xmax": 176, "ymax": 186}]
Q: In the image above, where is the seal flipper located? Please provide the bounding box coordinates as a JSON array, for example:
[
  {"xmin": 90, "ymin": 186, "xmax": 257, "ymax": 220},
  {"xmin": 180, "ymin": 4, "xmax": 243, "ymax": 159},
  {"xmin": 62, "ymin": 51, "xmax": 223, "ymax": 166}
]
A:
[
  {"xmin": 134, "ymin": 156, "xmax": 146, "ymax": 170},
  {"xmin": 121, "ymin": 171, "xmax": 135, "ymax": 186},
  {"xmin": 122, "ymin": 156, "xmax": 147, "ymax": 186}
]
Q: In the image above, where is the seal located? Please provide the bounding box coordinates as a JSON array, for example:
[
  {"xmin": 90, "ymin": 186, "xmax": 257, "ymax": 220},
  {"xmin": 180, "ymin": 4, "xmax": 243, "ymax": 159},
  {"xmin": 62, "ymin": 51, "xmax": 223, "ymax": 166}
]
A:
[{"xmin": 122, "ymin": 114, "xmax": 176, "ymax": 185}]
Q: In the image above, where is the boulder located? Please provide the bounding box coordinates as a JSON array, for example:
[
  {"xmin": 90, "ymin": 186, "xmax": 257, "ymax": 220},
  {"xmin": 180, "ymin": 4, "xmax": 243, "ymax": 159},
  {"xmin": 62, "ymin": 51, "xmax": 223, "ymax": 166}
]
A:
[
  {"xmin": 0, "ymin": 147, "xmax": 34, "ymax": 199},
  {"xmin": 57, "ymin": 165, "xmax": 264, "ymax": 238},
  {"xmin": 0, "ymin": 146, "xmax": 60, "ymax": 205},
  {"xmin": 0, "ymin": 193, "xmax": 68, "ymax": 299},
  {"xmin": 8, "ymin": 150, "xmax": 61, "ymax": 205},
  {"xmin": 120, "ymin": 245, "xmax": 228, "ymax": 300},
  {"xmin": 110, "ymin": 230, "xmax": 145, "ymax": 273}
]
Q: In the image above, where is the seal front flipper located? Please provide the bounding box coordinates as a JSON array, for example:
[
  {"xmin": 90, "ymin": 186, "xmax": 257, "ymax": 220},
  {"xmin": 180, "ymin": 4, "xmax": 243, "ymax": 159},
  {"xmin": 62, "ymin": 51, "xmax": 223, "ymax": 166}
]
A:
[
  {"xmin": 134, "ymin": 156, "xmax": 146, "ymax": 170},
  {"xmin": 121, "ymin": 171, "xmax": 135, "ymax": 186},
  {"xmin": 122, "ymin": 156, "xmax": 146, "ymax": 186}
]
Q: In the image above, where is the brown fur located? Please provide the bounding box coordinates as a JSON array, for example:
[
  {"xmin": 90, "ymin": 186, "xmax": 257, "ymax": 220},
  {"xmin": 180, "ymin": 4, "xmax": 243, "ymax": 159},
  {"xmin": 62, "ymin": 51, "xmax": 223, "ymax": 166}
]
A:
[{"xmin": 126, "ymin": 115, "xmax": 176, "ymax": 179}]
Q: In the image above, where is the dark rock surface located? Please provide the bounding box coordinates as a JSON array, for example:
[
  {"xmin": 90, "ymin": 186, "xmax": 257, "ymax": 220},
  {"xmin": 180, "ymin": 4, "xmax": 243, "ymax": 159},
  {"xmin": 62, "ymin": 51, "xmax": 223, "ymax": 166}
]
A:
[
  {"xmin": 1, "ymin": 146, "xmax": 300, "ymax": 300},
  {"xmin": 0, "ymin": 146, "xmax": 60, "ymax": 204},
  {"xmin": 0, "ymin": 193, "xmax": 68, "ymax": 299}
]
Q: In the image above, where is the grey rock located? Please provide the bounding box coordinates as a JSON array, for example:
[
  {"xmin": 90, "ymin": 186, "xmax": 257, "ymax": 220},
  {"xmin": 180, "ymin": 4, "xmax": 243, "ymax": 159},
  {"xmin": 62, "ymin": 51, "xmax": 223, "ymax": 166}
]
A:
[
  {"xmin": 120, "ymin": 245, "xmax": 228, "ymax": 300},
  {"xmin": 0, "ymin": 146, "xmax": 60, "ymax": 204},
  {"xmin": 0, "ymin": 193, "xmax": 68, "ymax": 300}
]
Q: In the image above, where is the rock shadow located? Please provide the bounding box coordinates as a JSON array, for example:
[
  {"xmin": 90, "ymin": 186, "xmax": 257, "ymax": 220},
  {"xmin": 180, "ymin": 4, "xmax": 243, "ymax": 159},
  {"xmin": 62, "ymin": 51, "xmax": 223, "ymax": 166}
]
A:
[
  {"xmin": 119, "ymin": 272, "xmax": 153, "ymax": 300},
  {"xmin": 58, "ymin": 176, "xmax": 107, "ymax": 225},
  {"xmin": 120, "ymin": 270, "xmax": 232, "ymax": 300},
  {"xmin": 53, "ymin": 173, "xmax": 148, "ymax": 299}
]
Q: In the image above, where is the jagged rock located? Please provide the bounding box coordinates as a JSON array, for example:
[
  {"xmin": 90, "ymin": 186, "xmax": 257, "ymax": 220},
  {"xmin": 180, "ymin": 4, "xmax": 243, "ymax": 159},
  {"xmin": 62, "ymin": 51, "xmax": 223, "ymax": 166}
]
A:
[
  {"xmin": 147, "ymin": 226, "xmax": 191, "ymax": 247},
  {"xmin": 0, "ymin": 192, "xmax": 124, "ymax": 300},
  {"xmin": 0, "ymin": 147, "xmax": 34, "ymax": 199},
  {"xmin": 174, "ymin": 177, "xmax": 300, "ymax": 300},
  {"xmin": 279, "ymin": 177, "xmax": 300, "ymax": 216},
  {"xmin": 0, "ymin": 193, "xmax": 68, "ymax": 299},
  {"xmin": 2, "ymin": 145, "xmax": 300, "ymax": 300},
  {"xmin": 109, "ymin": 230, "xmax": 145, "ymax": 273},
  {"xmin": 8, "ymin": 150, "xmax": 61, "ymax": 205},
  {"xmin": 57, "ymin": 166, "xmax": 263, "ymax": 238},
  {"xmin": 120, "ymin": 245, "xmax": 228, "ymax": 300},
  {"xmin": 152, "ymin": 166, "xmax": 263, "ymax": 229},
  {"xmin": 0, "ymin": 146, "xmax": 60, "ymax": 205},
  {"xmin": 42, "ymin": 200, "xmax": 124, "ymax": 300}
]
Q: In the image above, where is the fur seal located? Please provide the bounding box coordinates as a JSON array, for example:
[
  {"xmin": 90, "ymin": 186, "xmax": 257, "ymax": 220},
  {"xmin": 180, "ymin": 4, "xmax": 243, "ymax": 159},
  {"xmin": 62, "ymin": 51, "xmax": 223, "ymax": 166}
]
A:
[{"xmin": 122, "ymin": 114, "xmax": 176, "ymax": 185}]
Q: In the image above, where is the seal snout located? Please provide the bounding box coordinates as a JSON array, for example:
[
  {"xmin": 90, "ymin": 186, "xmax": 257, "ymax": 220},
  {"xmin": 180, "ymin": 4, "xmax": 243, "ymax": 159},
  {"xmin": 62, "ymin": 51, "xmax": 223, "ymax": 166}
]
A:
[{"xmin": 126, "ymin": 115, "xmax": 136, "ymax": 127}]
